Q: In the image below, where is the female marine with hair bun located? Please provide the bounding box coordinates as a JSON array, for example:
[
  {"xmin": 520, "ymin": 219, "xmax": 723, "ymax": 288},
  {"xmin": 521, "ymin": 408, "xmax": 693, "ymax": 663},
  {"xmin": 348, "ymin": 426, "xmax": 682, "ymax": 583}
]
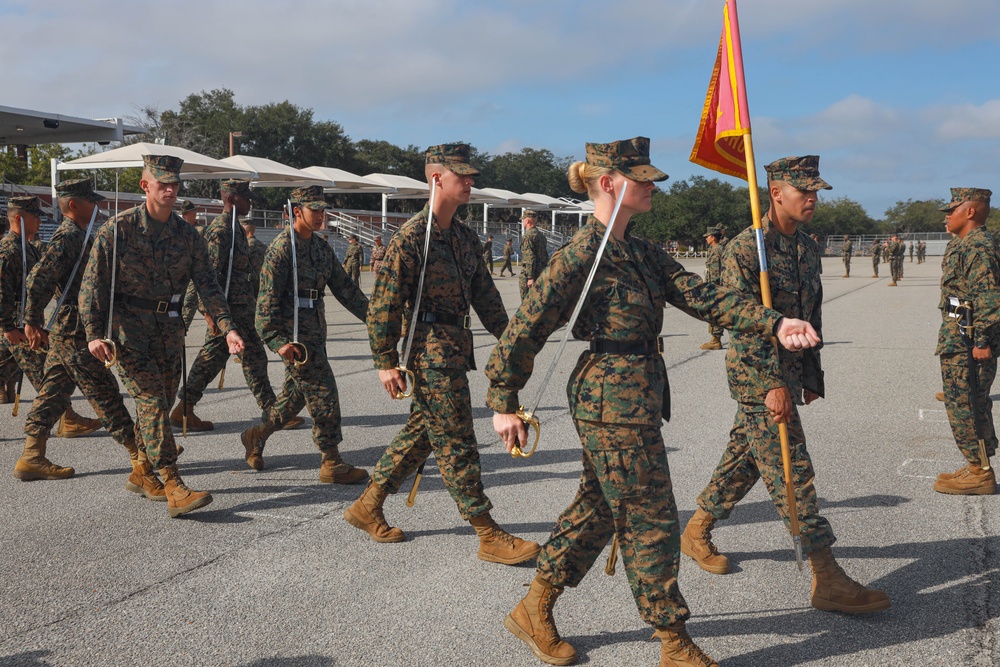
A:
[{"xmin": 485, "ymin": 137, "xmax": 820, "ymax": 666}]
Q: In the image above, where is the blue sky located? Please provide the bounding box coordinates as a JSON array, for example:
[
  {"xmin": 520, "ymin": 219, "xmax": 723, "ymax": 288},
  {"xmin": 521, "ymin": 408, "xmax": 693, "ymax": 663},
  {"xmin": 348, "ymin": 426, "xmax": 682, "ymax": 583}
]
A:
[{"xmin": 2, "ymin": 0, "xmax": 998, "ymax": 217}]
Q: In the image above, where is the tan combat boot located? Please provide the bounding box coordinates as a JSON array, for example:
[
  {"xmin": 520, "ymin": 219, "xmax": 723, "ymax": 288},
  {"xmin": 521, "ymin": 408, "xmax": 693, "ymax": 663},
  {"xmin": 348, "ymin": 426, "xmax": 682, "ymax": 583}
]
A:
[
  {"xmin": 343, "ymin": 481, "xmax": 405, "ymax": 542},
  {"xmin": 240, "ymin": 422, "xmax": 276, "ymax": 471},
  {"xmin": 282, "ymin": 415, "xmax": 305, "ymax": 430},
  {"xmin": 504, "ymin": 574, "xmax": 577, "ymax": 666},
  {"xmin": 935, "ymin": 391, "xmax": 945, "ymax": 402},
  {"xmin": 698, "ymin": 337, "xmax": 722, "ymax": 351},
  {"xmin": 159, "ymin": 465, "xmax": 213, "ymax": 518},
  {"xmin": 652, "ymin": 622, "xmax": 719, "ymax": 667},
  {"xmin": 469, "ymin": 513, "xmax": 541, "ymax": 565},
  {"xmin": 933, "ymin": 465, "xmax": 996, "ymax": 495},
  {"xmin": 843, "ymin": 273, "xmax": 850, "ymax": 278},
  {"xmin": 55, "ymin": 406, "xmax": 102, "ymax": 438},
  {"xmin": 169, "ymin": 402, "xmax": 214, "ymax": 431},
  {"xmin": 680, "ymin": 508, "xmax": 730, "ymax": 574},
  {"xmin": 808, "ymin": 546, "xmax": 890, "ymax": 613},
  {"xmin": 319, "ymin": 450, "xmax": 369, "ymax": 485},
  {"xmin": 937, "ymin": 464, "xmax": 969, "ymax": 482},
  {"xmin": 888, "ymin": 280, "xmax": 897, "ymax": 287},
  {"xmin": 14, "ymin": 433, "xmax": 75, "ymax": 481},
  {"xmin": 126, "ymin": 456, "xmax": 167, "ymax": 501}
]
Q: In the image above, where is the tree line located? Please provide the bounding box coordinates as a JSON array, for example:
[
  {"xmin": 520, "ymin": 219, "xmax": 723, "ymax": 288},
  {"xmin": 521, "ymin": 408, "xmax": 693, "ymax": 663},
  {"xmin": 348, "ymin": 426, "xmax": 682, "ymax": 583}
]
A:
[{"xmin": 3, "ymin": 88, "xmax": 997, "ymax": 240}]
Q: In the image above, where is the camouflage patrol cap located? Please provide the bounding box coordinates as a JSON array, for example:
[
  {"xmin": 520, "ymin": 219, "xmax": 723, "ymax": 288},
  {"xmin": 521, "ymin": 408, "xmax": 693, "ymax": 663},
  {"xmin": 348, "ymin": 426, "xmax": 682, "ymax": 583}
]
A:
[
  {"xmin": 220, "ymin": 179, "xmax": 258, "ymax": 200},
  {"xmin": 142, "ymin": 155, "xmax": 184, "ymax": 184},
  {"xmin": 425, "ymin": 143, "xmax": 480, "ymax": 176},
  {"xmin": 7, "ymin": 196, "xmax": 42, "ymax": 215},
  {"xmin": 940, "ymin": 187, "xmax": 992, "ymax": 212},
  {"xmin": 764, "ymin": 155, "xmax": 831, "ymax": 191},
  {"xmin": 703, "ymin": 225, "xmax": 721, "ymax": 238},
  {"xmin": 291, "ymin": 185, "xmax": 329, "ymax": 210},
  {"xmin": 177, "ymin": 199, "xmax": 197, "ymax": 214},
  {"xmin": 55, "ymin": 178, "xmax": 105, "ymax": 202},
  {"xmin": 585, "ymin": 137, "xmax": 668, "ymax": 182}
]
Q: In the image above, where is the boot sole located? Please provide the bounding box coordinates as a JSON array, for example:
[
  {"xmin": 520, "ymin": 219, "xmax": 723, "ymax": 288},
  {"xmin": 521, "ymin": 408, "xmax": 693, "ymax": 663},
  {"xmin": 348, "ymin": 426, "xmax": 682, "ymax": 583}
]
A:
[
  {"xmin": 503, "ymin": 614, "xmax": 576, "ymax": 666},
  {"xmin": 479, "ymin": 543, "xmax": 541, "ymax": 565},
  {"xmin": 812, "ymin": 597, "xmax": 891, "ymax": 614},
  {"xmin": 933, "ymin": 482, "xmax": 996, "ymax": 495},
  {"xmin": 680, "ymin": 537, "xmax": 730, "ymax": 574},
  {"xmin": 320, "ymin": 473, "xmax": 370, "ymax": 485},
  {"xmin": 168, "ymin": 494, "xmax": 213, "ymax": 518},
  {"xmin": 14, "ymin": 470, "xmax": 74, "ymax": 481},
  {"xmin": 124, "ymin": 481, "xmax": 168, "ymax": 501},
  {"xmin": 55, "ymin": 427, "xmax": 102, "ymax": 438},
  {"xmin": 342, "ymin": 509, "xmax": 406, "ymax": 543}
]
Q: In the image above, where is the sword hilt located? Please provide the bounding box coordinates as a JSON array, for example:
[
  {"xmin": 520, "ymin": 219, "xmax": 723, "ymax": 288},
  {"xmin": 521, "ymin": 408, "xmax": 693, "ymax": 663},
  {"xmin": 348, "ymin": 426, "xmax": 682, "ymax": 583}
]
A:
[
  {"xmin": 394, "ymin": 366, "xmax": 415, "ymax": 399},
  {"xmin": 511, "ymin": 406, "xmax": 540, "ymax": 458},
  {"xmin": 290, "ymin": 341, "xmax": 309, "ymax": 368},
  {"xmin": 100, "ymin": 339, "xmax": 118, "ymax": 368}
]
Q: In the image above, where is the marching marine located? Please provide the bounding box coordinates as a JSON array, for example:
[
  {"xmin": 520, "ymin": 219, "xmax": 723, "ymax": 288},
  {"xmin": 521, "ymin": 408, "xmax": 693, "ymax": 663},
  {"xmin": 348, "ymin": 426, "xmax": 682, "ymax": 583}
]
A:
[
  {"xmin": 519, "ymin": 211, "xmax": 549, "ymax": 300},
  {"xmin": 343, "ymin": 234, "xmax": 364, "ymax": 286},
  {"xmin": 841, "ymin": 234, "xmax": 852, "ymax": 277},
  {"xmin": 700, "ymin": 224, "xmax": 726, "ymax": 350}
]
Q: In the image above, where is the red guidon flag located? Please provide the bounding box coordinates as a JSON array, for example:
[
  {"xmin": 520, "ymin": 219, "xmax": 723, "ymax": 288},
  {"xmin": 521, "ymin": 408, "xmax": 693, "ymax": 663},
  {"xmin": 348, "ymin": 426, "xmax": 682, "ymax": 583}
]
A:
[{"xmin": 689, "ymin": 0, "xmax": 752, "ymax": 179}]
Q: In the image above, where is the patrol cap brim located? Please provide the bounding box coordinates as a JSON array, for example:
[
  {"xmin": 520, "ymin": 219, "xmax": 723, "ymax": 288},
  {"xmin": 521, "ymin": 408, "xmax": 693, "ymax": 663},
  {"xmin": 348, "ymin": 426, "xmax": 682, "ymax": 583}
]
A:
[
  {"xmin": 939, "ymin": 201, "xmax": 960, "ymax": 213},
  {"xmin": 296, "ymin": 201, "xmax": 329, "ymax": 210},
  {"xmin": 444, "ymin": 162, "xmax": 480, "ymax": 177},
  {"xmin": 621, "ymin": 163, "xmax": 669, "ymax": 183}
]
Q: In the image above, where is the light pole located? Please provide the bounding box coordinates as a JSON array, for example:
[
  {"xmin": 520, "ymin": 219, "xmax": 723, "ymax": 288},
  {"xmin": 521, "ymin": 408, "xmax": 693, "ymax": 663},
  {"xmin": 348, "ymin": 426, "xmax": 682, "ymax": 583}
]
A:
[{"xmin": 229, "ymin": 131, "xmax": 243, "ymax": 157}]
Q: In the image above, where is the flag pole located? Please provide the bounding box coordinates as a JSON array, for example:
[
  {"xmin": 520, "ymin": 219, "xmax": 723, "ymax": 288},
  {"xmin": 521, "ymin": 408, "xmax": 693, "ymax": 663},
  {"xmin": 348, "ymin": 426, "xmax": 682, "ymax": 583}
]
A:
[{"xmin": 742, "ymin": 131, "xmax": 803, "ymax": 570}]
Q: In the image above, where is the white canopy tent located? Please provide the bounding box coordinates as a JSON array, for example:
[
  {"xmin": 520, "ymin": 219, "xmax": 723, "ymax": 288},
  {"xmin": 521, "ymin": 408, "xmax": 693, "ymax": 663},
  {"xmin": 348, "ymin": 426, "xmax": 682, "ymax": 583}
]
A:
[
  {"xmin": 302, "ymin": 166, "xmax": 394, "ymax": 194},
  {"xmin": 219, "ymin": 155, "xmax": 333, "ymax": 188},
  {"xmin": 363, "ymin": 173, "xmax": 430, "ymax": 223},
  {"xmin": 55, "ymin": 142, "xmax": 256, "ymax": 220}
]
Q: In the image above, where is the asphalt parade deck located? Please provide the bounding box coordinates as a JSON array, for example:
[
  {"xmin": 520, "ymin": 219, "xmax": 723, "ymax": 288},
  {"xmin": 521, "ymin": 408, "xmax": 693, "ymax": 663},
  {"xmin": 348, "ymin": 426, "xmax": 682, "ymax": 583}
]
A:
[{"xmin": 1, "ymin": 256, "xmax": 995, "ymax": 667}]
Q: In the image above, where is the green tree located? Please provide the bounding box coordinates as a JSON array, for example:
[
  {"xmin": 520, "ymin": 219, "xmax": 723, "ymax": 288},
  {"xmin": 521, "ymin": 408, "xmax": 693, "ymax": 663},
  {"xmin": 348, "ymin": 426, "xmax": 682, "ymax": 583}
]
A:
[
  {"xmin": 808, "ymin": 196, "xmax": 877, "ymax": 238},
  {"xmin": 883, "ymin": 198, "xmax": 948, "ymax": 234}
]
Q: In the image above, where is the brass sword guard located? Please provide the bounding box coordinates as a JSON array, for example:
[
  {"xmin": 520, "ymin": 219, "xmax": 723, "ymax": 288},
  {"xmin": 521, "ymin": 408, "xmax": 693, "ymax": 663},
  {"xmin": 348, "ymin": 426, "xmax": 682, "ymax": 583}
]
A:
[
  {"xmin": 511, "ymin": 406, "xmax": 540, "ymax": 458},
  {"xmin": 290, "ymin": 342, "xmax": 309, "ymax": 368},
  {"xmin": 394, "ymin": 366, "xmax": 415, "ymax": 400},
  {"xmin": 100, "ymin": 339, "xmax": 118, "ymax": 368}
]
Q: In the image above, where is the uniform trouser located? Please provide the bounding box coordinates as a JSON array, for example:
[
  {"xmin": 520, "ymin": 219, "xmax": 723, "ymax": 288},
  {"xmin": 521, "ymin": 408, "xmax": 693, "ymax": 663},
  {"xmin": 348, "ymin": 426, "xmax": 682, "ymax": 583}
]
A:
[
  {"xmin": 484, "ymin": 254, "xmax": 493, "ymax": 273},
  {"xmin": 843, "ymin": 256, "xmax": 851, "ymax": 274},
  {"xmin": 872, "ymin": 257, "xmax": 879, "ymax": 276},
  {"xmin": 0, "ymin": 345, "xmax": 19, "ymax": 384},
  {"xmin": 500, "ymin": 258, "xmax": 513, "ymax": 275},
  {"xmin": 695, "ymin": 403, "xmax": 835, "ymax": 555},
  {"xmin": 372, "ymin": 367, "xmax": 492, "ymax": 520},
  {"xmin": 537, "ymin": 420, "xmax": 687, "ymax": 628},
  {"xmin": 269, "ymin": 339, "xmax": 342, "ymax": 453},
  {"xmin": 519, "ymin": 273, "xmax": 531, "ymax": 301},
  {"xmin": 940, "ymin": 351, "xmax": 998, "ymax": 465},
  {"xmin": 707, "ymin": 322, "xmax": 724, "ymax": 338},
  {"xmin": 24, "ymin": 334, "xmax": 134, "ymax": 444},
  {"xmin": 180, "ymin": 304, "xmax": 276, "ymax": 418},
  {"xmin": 349, "ymin": 265, "xmax": 361, "ymax": 286},
  {"xmin": 1, "ymin": 337, "xmax": 46, "ymax": 391},
  {"xmin": 115, "ymin": 328, "xmax": 184, "ymax": 468}
]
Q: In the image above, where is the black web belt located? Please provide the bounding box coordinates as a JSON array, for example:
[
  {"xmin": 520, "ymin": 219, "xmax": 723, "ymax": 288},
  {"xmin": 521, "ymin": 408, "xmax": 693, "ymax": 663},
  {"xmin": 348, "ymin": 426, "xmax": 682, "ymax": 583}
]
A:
[
  {"xmin": 589, "ymin": 338, "xmax": 663, "ymax": 355},
  {"xmin": 289, "ymin": 288, "xmax": 321, "ymax": 309},
  {"xmin": 417, "ymin": 311, "xmax": 471, "ymax": 329},
  {"xmin": 115, "ymin": 293, "xmax": 183, "ymax": 318}
]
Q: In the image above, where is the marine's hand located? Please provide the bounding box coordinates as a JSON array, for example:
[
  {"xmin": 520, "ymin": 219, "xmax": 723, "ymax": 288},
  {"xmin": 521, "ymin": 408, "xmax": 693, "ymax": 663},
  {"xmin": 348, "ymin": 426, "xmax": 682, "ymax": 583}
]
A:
[
  {"xmin": 803, "ymin": 389, "xmax": 822, "ymax": 405},
  {"xmin": 775, "ymin": 318, "xmax": 821, "ymax": 351},
  {"xmin": 494, "ymin": 412, "xmax": 528, "ymax": 454},
  {"xmin": 379, "ymin": 368, "xmax": 407, "ymax": 399},
  {"xmin": 225, "ymin": 330, "xmax": 244, "ymax": 355},
  {"xmin": 973, "ymin": 346, "xmax": 993, "ymax": 361},
  {"xmin": 88, "ymin": 339, "xmax": 114, "ymax": 364},
  {"xmin": 4, "ymin": 328, "xmax": 27, "ymax": 346},
  {"xmin": 766, "ymin": 386, "xmax": 792, "ymax": 423},
  {"xmin": 277, "ymin": 343, "xmax": 300, "ymax": 362},
  {"xmin": 24, "ymin": 324, "xmax": 48, "ymax": 351}
]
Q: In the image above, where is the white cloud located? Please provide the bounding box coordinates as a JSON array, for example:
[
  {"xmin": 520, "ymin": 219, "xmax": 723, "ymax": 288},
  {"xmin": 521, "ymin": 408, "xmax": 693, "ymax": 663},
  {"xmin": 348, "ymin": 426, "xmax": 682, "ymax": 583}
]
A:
[{"xmin": 929, "ymin": 100, "xmax": 1000, "ymax": 140}]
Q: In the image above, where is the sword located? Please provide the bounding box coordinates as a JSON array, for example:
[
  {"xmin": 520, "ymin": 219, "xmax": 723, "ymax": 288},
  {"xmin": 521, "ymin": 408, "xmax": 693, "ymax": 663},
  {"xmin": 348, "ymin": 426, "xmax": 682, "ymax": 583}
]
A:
[
  {"xmin": 958, "ymin": 301, "xmax": 992, "ymax": 470},
  {"xmin": 604, "ymin": 534, "xmax": 619, "ymax": 576},
  {"xmin": 286, "ymin": 200, "xmax": 308, "ymax": 367},
  {"xmin": 393, "ymin": 179, "xmax": 438, "ymax": 400},
  {"xmin": 511, "ymin": 182, "xmax": 628, "ymax": 458},
  {"xmin": 46, "ymin": 205, "xmax": 100, "ymax": 330},
  {"xmin": 12, "ymin": 216, "xmax": 28, "ymax": 417},
  {"xmin": 218, "ymin": 205, "xmax": 241, "ymax": 390},
  {"xmin": 405, "ymin": 461, "xmax": 425, "ymax": 507},
  {"xmin": 100, "ymin": 209, "xmax": 120, "ymax": 369}
]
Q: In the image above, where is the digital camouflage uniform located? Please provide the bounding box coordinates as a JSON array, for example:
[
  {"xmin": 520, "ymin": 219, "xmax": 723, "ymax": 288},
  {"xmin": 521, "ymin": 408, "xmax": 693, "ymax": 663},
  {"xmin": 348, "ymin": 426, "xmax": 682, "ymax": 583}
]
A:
[
  {"xmin": 871, "ymin": 241, "xmax": 881, "ymax": 277},
  {"xmin": 246, "ymin": 233, "xmax": 267, "ymax": 298},
  {"xmin": 255, "ymin": 195, "xmax": 370, "ymax": 460},
  {"xmin": 80, "ymin": 202, "xmax": 235, "ymax": 469},
  {"xmin": 519, "ymin": 225, "xmax": 549, "ymax": 300},
  {"xmin": 23, "ymin": 182, "xmax": 135, "ymax": 446},
  {"xmin": 343, "ymin": 241, "xmax": 364, "ymax": 286},
  {"xmin": 368, "ymin": 203, "xmax": 508, "ymax": 519},
  {"xmin": 180, "ymin": 222, "xmax": 207, "ymax": 330},
  {"xmin": 842, "ymin": 238, "xmax": 852, "ymax": 276},
  {"xmin": 890, "ymin": 239, "xmax": 905, "ymax": 282},
  {"xmin": 487, "ymin": 211, "xmax": 784, "ymax": 627},
  {"xmin": 695, "ymin": 209, "xmax": 834, "ymax": 556},
  {"xmin": 482, "ymin": 237, "xmax": 494, "ymax": 274},
  {"xmin": 180, "ymin": 207, "xmax": 277, "ymax": 419},
  {"xmin": 937, "ymin": 189, "xmax": 999, "ymax": 467},
  {"xmin": 909, "ymin": 242, "xmax": 915, "ymax": 262},
  {"xmin": 369, "ymin": 241, "xmax": 387, "ymax": 277},
  {"xmin": 499, "ymin": 240, "xmax": 513, "ymax": 277},
  {"xmin": 704, "ymin": 226, "xmax": 726, "ymax": 339},
  {"xmin": 0, "ymin": 227, "xmax": 47, "ymax": 392}
]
